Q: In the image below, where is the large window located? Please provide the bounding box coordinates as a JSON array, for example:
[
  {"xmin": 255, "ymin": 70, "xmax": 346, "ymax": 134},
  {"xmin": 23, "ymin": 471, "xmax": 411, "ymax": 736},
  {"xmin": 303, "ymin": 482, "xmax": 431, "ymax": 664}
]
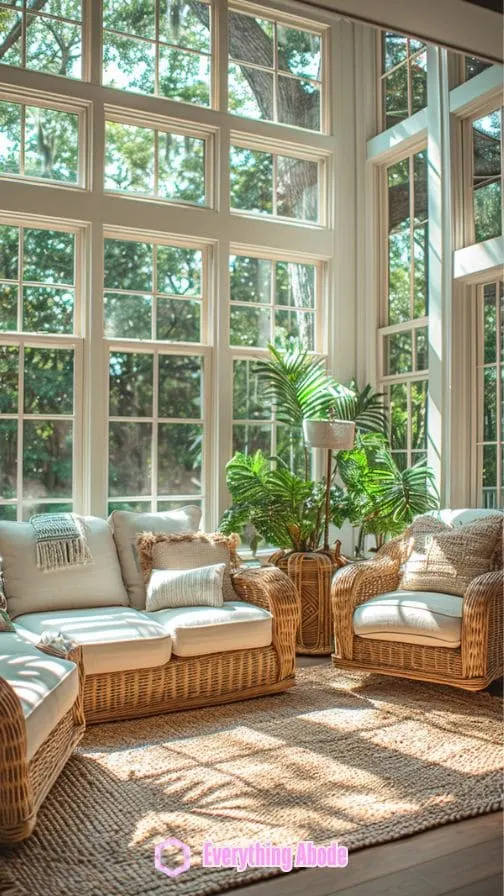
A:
[
  {"xmin": 0, "ymin": 222, "xmax": 80, "ymax": 521},
  {"xmin": 475, "ymin": 279, "xmax": 503, "ymax": 508},
  {"xmin": 470, "ymin": 107, "xmax": 502, "ymax": 244},
  {"xmin": 0, "ymin": 0, "xmax": 83, "ymax": 78},
  {"xmin": 380, "ymin": 149, "xmax": 429, "ymax": 469}
]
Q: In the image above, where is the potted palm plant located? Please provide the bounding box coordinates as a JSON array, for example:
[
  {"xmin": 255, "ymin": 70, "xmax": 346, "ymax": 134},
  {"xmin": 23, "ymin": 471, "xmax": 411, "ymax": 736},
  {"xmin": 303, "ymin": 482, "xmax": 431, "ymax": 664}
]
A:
[{"xmin": 220, "ymin": 344, "xmax": 438, "ymax": 654}]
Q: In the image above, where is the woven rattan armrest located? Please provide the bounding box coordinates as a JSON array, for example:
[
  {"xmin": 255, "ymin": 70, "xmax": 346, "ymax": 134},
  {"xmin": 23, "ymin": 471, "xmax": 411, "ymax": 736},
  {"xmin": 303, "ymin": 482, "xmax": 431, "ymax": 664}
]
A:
[
  {"xmin": 231, "ymin": 566, "xmax": 300, "ymax": 679},
  {"xmin": 331, "ymin": 555, "xmax": 402, "ymax": 660},
  {"xmin": 36, "ymin": 642, "xmax": 86, "ymax": 729},
  {"xmin": 461, "ymin": 570, "xmax": 504, "ymax": 679}
]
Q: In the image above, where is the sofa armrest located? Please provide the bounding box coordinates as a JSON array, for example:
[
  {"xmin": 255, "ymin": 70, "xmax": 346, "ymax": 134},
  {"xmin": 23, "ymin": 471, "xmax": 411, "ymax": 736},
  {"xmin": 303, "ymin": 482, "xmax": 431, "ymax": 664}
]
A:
[
  {"xmin": 37, "ymin": 642, "xmax": 86, "ymax": 729},
  {"xmin": 0, "ymin": 675, "xmax": 34, "ymax": 841},
  {"xmin": 331, "ymin": 556, "xmax": 402, "ymax": 660},
  {"xmin": 231, "ymin": 566, "xmax": 300, "ymax": 679},
  {"xmin": 461, "ymin": 570, "xmax": 504, "ymax": 679}
]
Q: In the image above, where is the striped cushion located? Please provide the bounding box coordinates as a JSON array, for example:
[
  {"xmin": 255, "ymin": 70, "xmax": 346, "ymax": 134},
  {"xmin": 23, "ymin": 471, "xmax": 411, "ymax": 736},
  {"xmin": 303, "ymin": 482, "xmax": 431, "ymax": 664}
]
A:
[{"xmin": 146, "ymin": 563, "xmax": 225, "ymax": 612}]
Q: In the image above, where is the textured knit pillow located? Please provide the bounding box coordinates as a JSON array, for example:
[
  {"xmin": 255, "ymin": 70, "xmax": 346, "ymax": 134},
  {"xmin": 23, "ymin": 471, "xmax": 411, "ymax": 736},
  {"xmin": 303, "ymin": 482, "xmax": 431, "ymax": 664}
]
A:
[
  {"xmin": 400, "ymin": 515, "xmax": 503, "ymax": 596},
  {"xmin": 0, "ymin": 609, "xmax": 15, "ymax": 632},
  {"xmin": 145, "ymin": 563, "xmax": 225, "ymax": 612},
  {"xmin": 137, "ymin": 532, "xmax": 240, "ymax": 603}
]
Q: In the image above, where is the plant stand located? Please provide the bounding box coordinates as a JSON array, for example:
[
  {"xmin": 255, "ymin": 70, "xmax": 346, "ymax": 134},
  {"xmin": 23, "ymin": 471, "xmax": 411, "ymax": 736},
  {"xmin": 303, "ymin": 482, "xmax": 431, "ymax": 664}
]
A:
[{"xmin": 268, "ymin": 549, "xmax": 346, "ymax": 655}]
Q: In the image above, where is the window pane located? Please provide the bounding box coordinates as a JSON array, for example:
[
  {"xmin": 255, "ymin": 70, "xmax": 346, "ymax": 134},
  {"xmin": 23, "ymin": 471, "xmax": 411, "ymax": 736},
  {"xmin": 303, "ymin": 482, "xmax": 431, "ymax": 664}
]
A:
[
  {"xmin": 275, "ymin": 262, "xmax": 315, "ymax": 308},
  {"xmin": 102, "ymin": 0, "xmax": 156, "ymax": 39},
  {"xmin": 158, "ymin": 133, "xmax": 205, "ymax": 203},
  {"xmin": 411, "ymin": 51, "xmax": 427, "ymax": 115},
  {"xmin": 0, "ymin": 420, "xmax": 17, "ymax": 501},
  {"xmin": 158, "ymin": 423, "xmax": 202, "ymax": 494},
  {"xmin": 159, "ymin": 47, "xmax": 210, "ymax": 107},
  {"xmin": 26, "ymin": 16, "xmax": 81, "ymax": 79},
  {"xmin": 230, "ymin": 256, "xmax": 272, "ymax": 304},
  {"xmin": 104, "ymin": 239, "xmax": 153, "ymax": 292},
  {"xmin": 277, "ymin": 26, "xmax": 321, "ymax": 80},
  {"xmin": 388, "ymin": 223, "xmax": 411, "ymax": 324},
  {"xmin": 108, "ymin": 500, "xmax": 151, "ymax": 514},
  {"xmin": 0, "ymin": 284, "xmax": 18, "ymax": 331},
  {"xmin": 386, "ymin": 331, "xmax": 412, "ymax": 375},
  {"xmin": 390, "ymin": 383, "xmax": 407, "ymax": 450},
  {"xmin": 104, "ymin": 293, "xmax": 152, "ymax": 340},
  {"xmin": 158, "ymin": 0, "xmax": 210, "ymax": 53},
  {"xmin": 22, "ymin": 501, "xmax": 73, "ymax": 521},
  {"xmin": 473, "ymin": 110, "xmax": 502, "ymax": 243},
  {"xmin": 0, "ymin": 345, "xmax": 18, "ymax": 412},
  {"xmin": 275, "ymin": 308, "xmax": 314, "ymax": 350},
  {"xmin": 228, "ymin": 63, "xmax": 273, "ymax": 121},
  {"xmin": 276, "ymin": 156, "xmax": 318, "ymax": 222},
  {"xmin": 230, "ymin": 146, "xmax": 273, "ymax": 214},
  {"xmin": 0, "ymin": 505, "xmax": 17, "ymax": 521},
  {"xmin": 482, "ymin": 443, "xmax": 497, "ymax": 506},
  {"xmin": 411, "ymin": 380, "xmax": 427, "ymax": 449},
  {"xmin": 156, "ymin": 297, "xmax": 201, "ymax": 342},
  {"xmin": 102, "ymin": 33, "xmax": 155, "ymax": 94},
  {"xmin": 483, "ymin": 366, "xmax": 497, "ymax": 441},
  {"xmin": 105, "ymin": 121, "xmax": 155, "ymax": 195},
  {"xmin": 158, "ymin": 355, "xmax": 202, "ymax": 418},
  {"xmin": 109, "ymin": 352, "xmax": 153, "ymax": 417},
  {"xmin": 229, "ymin": 12, "xmax": 273, "ymax": 67},
  {"xmin": 23, "ymin": 420, "xmax": 73, "ymax": 499},
  {"xmin": 384, "ymin": 66, "xmax": 408, "ymax": 129},
  {"xmin": 109, "ymin": 422, "xmax": 152, "ymax": 496},
  {"xmin": 0, "ymin": 101, "xmax": 21, "ymax": 175},
  {"xmin": 483, "ymin": 284, "xmax": 497, "ymax": 364},
  {"xmin": 0, "ymin": 225, "xmax": 19, "ymax": 280},
  {"xmin": 473, "ymin": 111, "xmax": 501, "ymax": 179},
  {"xmin": 233, "ymin": 423, "xmax": 272, "ymax": 456},
  {"xmin": 23, "ymin": 229, "xmax": 75, "ymax": 285},
  {"xmin": 277, "ymin": 76, "xmax": 320, "ymax": 130},
  {"xmin": 415, "ymin": 327, "xmax": 429, "ymax": 371},
  {"xmin": 413, "ymin": 223, "xmax": 428, "ymax": 317},
  {"xmin": 277, "ymin": 423, "xmax": 306, "ymax": 477},
  {"xmin": 233, "ymin": 359, "xmax": 271, "ymax": 420},
  {"xmin": 0, "ymin": 11, "xmax": 22, "ymax": 68},
  {"xmin": 383, "ymin": 33, "xmax": 408, "ymax": 71},
  {"xmin": 24, "ymin": 347, "xmax": 73, "ymax": 414},
  {"xmin": 414, "ymin": 151, "xmax": 428, "ymax": 222},
  {"xmin": 474, "ymin": 181, "xmax": 502, "ymax": 243},
  {"xmin": 465, "ymin": 57, "xmax": 492, "ymax": 81},
  {"xmin": 22, "ymin": 286, "xmax": 74, "ymax": 334},
  {"xmin": 25, "ymin": 106, "xmax": 79, "ymax": 183},
  {"xmin": 156, "ymin": 246, "xmax": 201, "ymax": 296},
  {"xmin": 230, "ymin": 306, "xmax": 270, "ymax": 347}
]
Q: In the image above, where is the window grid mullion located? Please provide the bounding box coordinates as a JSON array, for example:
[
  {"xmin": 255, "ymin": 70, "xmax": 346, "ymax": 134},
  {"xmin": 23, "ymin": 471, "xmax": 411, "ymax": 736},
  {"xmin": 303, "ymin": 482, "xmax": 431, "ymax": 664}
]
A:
[{"xmin": 152, "ymin": 348, "xmax": 159, "ymax": 512}]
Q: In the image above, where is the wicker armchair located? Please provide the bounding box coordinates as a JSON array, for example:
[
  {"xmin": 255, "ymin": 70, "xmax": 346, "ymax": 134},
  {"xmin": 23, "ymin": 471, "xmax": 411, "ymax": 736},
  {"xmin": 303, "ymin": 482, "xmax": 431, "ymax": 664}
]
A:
[
  {"xmin": 331, "ymin": 521, "xmax": 504, "ymax": 691},
  {"xmin": 0, "ymin": 644, "xmax": 85, "ymax": 844}
]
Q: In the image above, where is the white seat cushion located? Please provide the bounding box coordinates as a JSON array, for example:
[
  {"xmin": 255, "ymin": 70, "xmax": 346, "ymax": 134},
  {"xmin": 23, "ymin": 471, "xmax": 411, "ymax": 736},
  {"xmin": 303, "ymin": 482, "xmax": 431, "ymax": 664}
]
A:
[
  {"xmin": 353, "ymin": 590, "xmax": 463, "ymax": 648},
  {"xmin": 150, "ymin": 600, "xmax": 273, "ymax": 657},
  {"xmin": 0, "ymin": 632, "xmax": 79, "ymax": 761},
  {"xmin": 14, "ymin": 607, "xmax": 172, "ymax": 676}
]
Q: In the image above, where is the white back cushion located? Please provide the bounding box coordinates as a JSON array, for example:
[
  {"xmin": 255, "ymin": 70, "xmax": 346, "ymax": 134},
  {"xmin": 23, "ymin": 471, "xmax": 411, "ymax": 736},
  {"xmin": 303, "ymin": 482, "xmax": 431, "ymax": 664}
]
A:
[
  {"xmin": 108, "ymin": 506, "xmax": 201, "ymax": 609},
  {"xmin": 425, "ymin": 508, "xmax": 503, "ymax": 527},
  {"xmin": 0, "ymin": 516, "xmax": 128, "ymax": 618}
]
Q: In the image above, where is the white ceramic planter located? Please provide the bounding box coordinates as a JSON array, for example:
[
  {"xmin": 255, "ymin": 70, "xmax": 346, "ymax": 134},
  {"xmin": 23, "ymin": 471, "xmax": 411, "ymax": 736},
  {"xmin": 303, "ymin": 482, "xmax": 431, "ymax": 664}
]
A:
[{"xmin": 302, "ymin": 419, "xmax": 356, "ymax": 450}]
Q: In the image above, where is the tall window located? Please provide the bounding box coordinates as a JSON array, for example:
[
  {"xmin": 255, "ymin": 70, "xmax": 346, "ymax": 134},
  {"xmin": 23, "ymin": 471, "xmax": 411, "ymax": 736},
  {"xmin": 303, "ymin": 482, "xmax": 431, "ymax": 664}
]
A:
[
  {"xmin": 476, "ymin": 279, "xmax": 503, "ymax": 508},
  {"xmin": 380, "ymin": 32, "xmax": 427, "ymax": 131},
  {"xmin": 380, "ymin": 150, "xmax": 429, "ymax": 469},
  {"xmin": 0, "ymin": 222, "xmax": 80, "ymax": 520},
  {"xmin": 0, "ymin": 1, "xmax": 83, "ymax": 78},
  {"xmin": 470, "ymin": 107, "xmax": 502, "ymax": 244}
]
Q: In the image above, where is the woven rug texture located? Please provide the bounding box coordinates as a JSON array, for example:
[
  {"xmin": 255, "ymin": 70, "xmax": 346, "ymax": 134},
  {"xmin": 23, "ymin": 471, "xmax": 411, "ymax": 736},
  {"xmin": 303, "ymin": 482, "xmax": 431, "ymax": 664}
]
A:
[{"xmin": 0, "ymin": 665, "xmax": 502, "ymax": 896}]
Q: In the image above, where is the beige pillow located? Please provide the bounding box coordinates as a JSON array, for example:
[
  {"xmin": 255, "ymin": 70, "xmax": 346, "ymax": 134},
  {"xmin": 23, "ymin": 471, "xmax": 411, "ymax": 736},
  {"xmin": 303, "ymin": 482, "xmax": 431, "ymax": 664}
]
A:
[
  {"xmin": 146, "ymin": 563, "xmax": 225, "ymax": 612},
  {"xmin": 108, "ymin": 506, "xmax": 201, "ymax": 609},
  {"xmin": 400, "ymin": 515, "xmax": 503, "ymax": 596},
  {"xmin": 137, "ymin": 532, "xmax": 240, "ymax": 603}
]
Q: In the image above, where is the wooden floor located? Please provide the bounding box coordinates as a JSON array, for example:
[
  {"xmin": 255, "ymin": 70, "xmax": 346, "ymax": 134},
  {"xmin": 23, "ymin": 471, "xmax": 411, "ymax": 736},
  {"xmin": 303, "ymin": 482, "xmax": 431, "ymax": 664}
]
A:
[{"xmin": 229, "ymin": 658, "xmax": 504, "ymax": 896}]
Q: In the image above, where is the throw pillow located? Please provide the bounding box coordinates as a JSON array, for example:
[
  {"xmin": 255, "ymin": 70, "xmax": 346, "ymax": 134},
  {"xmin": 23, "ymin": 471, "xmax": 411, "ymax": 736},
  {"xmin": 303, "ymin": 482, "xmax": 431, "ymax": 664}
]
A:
[
  {"xmin": 146, "ymin": 563, "xmax": 225, "ymax": 612},
  {"xmin": 0, "ymin": 608, "xmax": 15, "ymax": 632},
  {"xmin": 400, "ymin": 515, "xmax": 503, "ymax": 596},
  {"xmin": 137, "ymin": 532, "xmax": 240, "ymax": 603},
  {"xmin": 108, "ymin": 507, "xmax": 202, "ymax": 609}
]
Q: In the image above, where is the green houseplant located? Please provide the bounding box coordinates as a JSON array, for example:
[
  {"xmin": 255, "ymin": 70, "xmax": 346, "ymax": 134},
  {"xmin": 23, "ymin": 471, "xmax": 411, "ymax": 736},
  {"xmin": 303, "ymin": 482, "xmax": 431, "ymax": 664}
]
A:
[{"xmin": 220, "ymin": 344, "xmax": 438, "ymax": 653}]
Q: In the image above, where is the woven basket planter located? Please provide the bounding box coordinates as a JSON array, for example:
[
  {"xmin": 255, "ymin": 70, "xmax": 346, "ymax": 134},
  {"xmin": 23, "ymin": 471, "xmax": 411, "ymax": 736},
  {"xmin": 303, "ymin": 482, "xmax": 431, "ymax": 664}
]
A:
[{"xmin": 269, "ymin": 549, "xmax": 346, "ymax": 655}]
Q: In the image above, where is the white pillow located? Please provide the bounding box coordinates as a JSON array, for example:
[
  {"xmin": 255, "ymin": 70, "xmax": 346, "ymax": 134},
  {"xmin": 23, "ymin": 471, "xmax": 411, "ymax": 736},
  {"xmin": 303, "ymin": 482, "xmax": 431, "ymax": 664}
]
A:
[{"xmin": 146, "ymin": 563, "xmax": 225, "ymax": 612}]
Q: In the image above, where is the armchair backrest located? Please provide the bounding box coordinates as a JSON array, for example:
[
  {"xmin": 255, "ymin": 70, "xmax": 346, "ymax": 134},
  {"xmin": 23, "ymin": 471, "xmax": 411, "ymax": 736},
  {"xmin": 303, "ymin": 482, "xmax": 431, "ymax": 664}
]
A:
[{"xmin": 424, "ymin": 508, "xmax": 503, "ymax": 529}]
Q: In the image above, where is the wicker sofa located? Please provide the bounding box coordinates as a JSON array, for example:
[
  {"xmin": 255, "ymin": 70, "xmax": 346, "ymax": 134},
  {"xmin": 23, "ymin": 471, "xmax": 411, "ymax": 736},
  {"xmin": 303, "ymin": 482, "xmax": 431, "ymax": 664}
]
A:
[
  {"xmin": 331, "ymin": 509, "xmax": 503, "ymax": 691},
  {"xmin": 0, "ymin": 510, "xmax": 299, "ymax": 842}
]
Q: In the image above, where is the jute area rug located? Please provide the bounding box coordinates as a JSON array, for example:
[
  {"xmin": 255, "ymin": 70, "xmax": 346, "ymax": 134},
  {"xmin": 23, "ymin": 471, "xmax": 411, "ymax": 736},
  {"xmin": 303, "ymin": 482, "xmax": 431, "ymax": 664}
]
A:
[{"xmin": 1, "ymin": 665, "xmax": 502, "ymax": 896}]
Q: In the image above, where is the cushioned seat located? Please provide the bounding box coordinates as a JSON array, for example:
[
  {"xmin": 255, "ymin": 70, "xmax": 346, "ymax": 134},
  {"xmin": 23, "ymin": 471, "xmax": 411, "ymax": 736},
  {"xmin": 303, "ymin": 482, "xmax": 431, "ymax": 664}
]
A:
[
  {"xmin": 0, "ymin": 632, "xmax": 79, "ymax": 761},
  {"xmin": 353, "ymin": 590, "xmax": 463, "ymax": 648},
  {"xmin": 150, "ymin": 600, "xmax": 273, "ymax": 657},
  {"xmin": 14, "ymin": 607, "xmax": 172, "ymax": 675}
]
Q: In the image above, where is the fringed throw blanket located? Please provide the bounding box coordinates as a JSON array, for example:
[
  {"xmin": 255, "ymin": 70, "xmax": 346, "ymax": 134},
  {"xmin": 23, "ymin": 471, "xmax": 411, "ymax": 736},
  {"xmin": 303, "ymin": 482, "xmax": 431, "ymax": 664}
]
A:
[{"xmin": 30, "ymin": 513, "xmax": 93, "ymax": 572}]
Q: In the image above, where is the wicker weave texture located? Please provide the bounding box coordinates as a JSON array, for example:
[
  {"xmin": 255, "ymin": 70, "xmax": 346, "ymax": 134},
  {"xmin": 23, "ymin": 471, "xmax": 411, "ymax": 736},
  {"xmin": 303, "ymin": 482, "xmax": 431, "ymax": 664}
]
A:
[
  {"xmin": 269, "ymin": 551, "xmax": 340, "ymax": 655},
  {"xmin": 331, "ymin": 536, "xmax": 504, "ymax": 691}
]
